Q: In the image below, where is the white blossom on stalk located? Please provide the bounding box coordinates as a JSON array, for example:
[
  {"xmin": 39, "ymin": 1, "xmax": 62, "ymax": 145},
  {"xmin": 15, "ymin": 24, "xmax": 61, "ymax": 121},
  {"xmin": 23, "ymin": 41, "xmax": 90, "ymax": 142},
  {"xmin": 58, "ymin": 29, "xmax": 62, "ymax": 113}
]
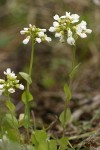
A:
[
  {"xmin": 36, "ymin": 38, "xmax": 42, "ymax": 43},
  {"xmin": 49, "ymin": 11, "xmax": 92, "ymax": 45},
  {"xmin": 55, "ymin": 32, "xmax": 62, "ymax": 38},
  {"xmin": 0, "ymin": 68, "xmax": 24, "ymax": 96},
  {"xmin": 0, "ymin": 84, "xmax": 4, "ymax": 89},
  {"xmin": 38, "ymin": 32, "xmax": 44, "ymax": 37},
  {"xmin": 45, "ymin": 36, "xmax": 52, "ymax": 42},
  {"xmin": 19, "ymin": 84, "xmax": 24, "ymax": 90},
  {"xmin": 67, "ymin": 29, "xmax": 75, "ymax": 45},
  {"xmin": 20, "ymin": 24, "xmax": 51, "ymax": 44},
  {"xmin": 8, "ymin": 88, "xmax": 15, "ymax": 93},
  {"xmin": 54, "ymin": 14, "xmax": 60, "ymax": 21},
  {"xmin": 65, "ymin": 12, "xmax": 80, "ymax": 23},
  {"xmin": 76, "ymin": 21, "xmax": 92, "ymax": 38},
  {"xmin": 4, "ymin": 68, "xmax": 17, "ymax": 79},
  {"xmin": 23, "ymin": 36, "xmax": 30, "ymax": 44},
  {"xmin": 49, "ymin": 27, "xmax": 55, "ymax": 32}
]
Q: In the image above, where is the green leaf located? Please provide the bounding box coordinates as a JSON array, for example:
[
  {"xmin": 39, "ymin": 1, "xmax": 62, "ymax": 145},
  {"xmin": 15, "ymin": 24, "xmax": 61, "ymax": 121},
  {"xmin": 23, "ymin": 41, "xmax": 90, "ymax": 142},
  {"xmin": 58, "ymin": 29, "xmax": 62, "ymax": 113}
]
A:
[
  {"xmin": 48, "ymin": 139, "xmax": 57, "ymax": 150},
  {"xmin": 32, "ymin": 130, "xmax": 47, "ymax": 145},
  {"xmin": 36, "ymin": 141, "xmax": 48, "ymax": 150},
  {"xmin": 69, "ymin": 63, "xmax": 81, "ymax": 79},
  {"xmin": 19, "ymin": 72, "xmax": 32, "ymax": 84},
  {"xmin": 6, "ymin": 129, "xmax": 19, "ymax": 142},
  {"xmin": 59, "ymin": 108, "xmax": 71, "ymax": 126},
  {"xmin": 64, "ymin": 84, "xmax": 72, "ymax": 101},
  {"xmin": 32, "ymin": 130, "xmax": 48, "ymax": 150},
  {"xmin": 58, "ymin": 137, "xmax": 69, "ymax": 150},
  {"xmin": 0, "ymin": 138, "xmax": 23, "ymax": 150},
  {"xmin": 22, "ymin": 90, "xmax": 33, "ymax": 104},
  {"xmin": 5, "ymin": 101, "xmax": 15, "ymax": 113},
  {"xmin": 4, "ymin": 113, "xmax": 18, "ymax": 129}
]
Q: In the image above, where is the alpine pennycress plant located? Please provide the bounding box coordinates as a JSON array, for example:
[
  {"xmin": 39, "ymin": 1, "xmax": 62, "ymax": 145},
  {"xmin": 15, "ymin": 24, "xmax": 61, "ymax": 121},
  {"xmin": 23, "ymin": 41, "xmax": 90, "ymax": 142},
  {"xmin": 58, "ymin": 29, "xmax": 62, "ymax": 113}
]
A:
[{"xmin": 0, "ymin": 12, "xmax": 92, "ymax": 150}]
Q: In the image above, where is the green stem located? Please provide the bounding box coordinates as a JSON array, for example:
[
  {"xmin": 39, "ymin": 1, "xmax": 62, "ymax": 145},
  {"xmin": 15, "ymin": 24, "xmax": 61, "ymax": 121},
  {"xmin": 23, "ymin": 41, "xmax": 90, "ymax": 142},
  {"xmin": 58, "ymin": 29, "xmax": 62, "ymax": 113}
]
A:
[
  {"xmin": 63, "ymin": 99, "xmax": 69, "ymax": 137},
  {"xmin": 69, "ymin": 45, "xmax": 76, "ymax": 88},
  {"xmin": 27, "ymin": 37, "xmax": 34, "ymax": 91},
  {"xmin": 25, "ymin": 37, "xmax": 34, "ymax": 129},
  {"xmin": 72, "ymin": 45, "xmax": 76, "ymax": 69},
  {"xmin": 63, "ymin": 45, "xmax": 76, "ymax": 136}
]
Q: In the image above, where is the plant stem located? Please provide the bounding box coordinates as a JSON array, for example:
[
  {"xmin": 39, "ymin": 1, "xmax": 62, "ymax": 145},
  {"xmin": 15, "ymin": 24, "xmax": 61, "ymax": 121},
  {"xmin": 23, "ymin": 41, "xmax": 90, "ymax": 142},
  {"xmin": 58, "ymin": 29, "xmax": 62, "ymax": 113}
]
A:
[
  {"xmin": 69, "ymin": 131, "xmax": 96, "ymax": 140},
  {"xmin": 63, "ymin": 46, "xmax": 76, "ymax": 136},
  {"xmin": 27, "ymin": 37, "xmax": 34, "ymax": 91},
  {"xmin": 63, "ymin": 99, "xmax": 69, "ymax": 136},
  {"xmin": 72, "ymin": 45, "xmax": 76, "ymax": 69},
  {"xmin": 25, "ymin": 37, "xmax": 34, "ymax": 128}
]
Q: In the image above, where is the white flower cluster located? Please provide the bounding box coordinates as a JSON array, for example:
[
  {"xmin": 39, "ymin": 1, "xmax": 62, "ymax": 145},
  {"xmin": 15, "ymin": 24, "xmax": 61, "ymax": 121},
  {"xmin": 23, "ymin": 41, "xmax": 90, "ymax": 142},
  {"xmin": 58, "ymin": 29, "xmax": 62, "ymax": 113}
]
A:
[
  {"xmin": 0, "ymin": 68, "xmax": 24, "ymax": 95},
  {"xmin": 20, "ymin": 24, "xmax": 52, "ymax": 44},
  {"xmin": 49, "ymin": 12, "xmax": 92, "ymax": 45}
]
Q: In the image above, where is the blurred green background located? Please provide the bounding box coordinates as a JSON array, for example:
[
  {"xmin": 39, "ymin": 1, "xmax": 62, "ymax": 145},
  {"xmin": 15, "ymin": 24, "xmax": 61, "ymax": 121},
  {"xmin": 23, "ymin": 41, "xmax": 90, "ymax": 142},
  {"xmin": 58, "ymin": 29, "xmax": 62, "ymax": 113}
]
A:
[{"xmin": 0, "ymin": 0, "xmax": 100, "ymax": 103}]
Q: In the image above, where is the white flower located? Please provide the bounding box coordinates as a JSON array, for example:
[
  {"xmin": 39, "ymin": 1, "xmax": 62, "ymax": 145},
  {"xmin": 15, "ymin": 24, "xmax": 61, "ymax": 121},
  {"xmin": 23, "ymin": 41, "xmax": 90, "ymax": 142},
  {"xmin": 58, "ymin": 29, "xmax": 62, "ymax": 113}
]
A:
[
  {"xmin": 67, "ymin": 37, "xmax": 75, "ymax": 45},
  {"xmin": 55, "ymin": 32, "xmax": 62, "ymax": 38},
  {"xmin": 29, "ymin": 24, "xmax": 32, "ymax": 28},
  {"xmin": 53, "ymin": 21, "xmax": 59, "ymax": 27},
  {"xmin": 36, "ymin": 38, "xmax": 42, "ymax": 43},
  {"xmin": 21, "ymin": 24, "xmax": 51, "ymax": 44},
  {"xmin": 45, "ymin": 36, "xmax": 52, "ymax": 42},
  {"xmin": 0, "ymin": 84, "xmax": 4, "ymax": 89},
  {"xmin": 4, "ymin": 68, "xmax": 11, "ymax": 75},
  {"xmin": 65, "ymin": 12, "xmax": 80, "ymax": 23},
  {"xmin": 20, "ymin": 30, "xmax": 26, "ymax": 35},
  {"xmin": 23, "ymin": 36, "xmax": 30, "ymax": 44},
  {"xmin": 86, "ymin": 29, "xmax": 92, "ymax": 34},
  {"xmin": 49, "ymin": 12, "xmax": 92, "ymax": 45},
  {"xmin": 71, "ymin": 14, "xmax": 80, "ymax": 23},
  {"xmin": 8, "ymin": 88, "xmax": 15, "ymax": 93},
  {"xmin": 38, "ymin": 32, "xmax": 44, "ymax": 37},
  {"xmin": 0, "ymin": 69, "xmax": 25, "ymax": 96},
  {"xmin": 76, "ymin": 21, "xmax": 92, "ymax": 38},
  {"xmin": 65, "ymin": 12, "xmax": 71, "ymax": 19},
  {"xmin": 54, "ymin": 14, "xmax": 60, "ymax": 21},
  {"xmin": 60, "ymin": 15, "xmax": 66, "ymax": 19},
  {"xmin": 4, "ymin": 68, "xmax": 17, "ymax": 79},
  {"xmin": 67, "ymin": 29, "xmax": 75, "ymax": 45},
  {"xmin": 19, "ymin": 84, "xmax": 24, "ymax": 90},
  {"xmin": 24, "ymin": 28, "xmax": 28, "ymax": 31},
  {"xmin": 49, "ymin": 27, "xmax": 55, "ymax": 32}
]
